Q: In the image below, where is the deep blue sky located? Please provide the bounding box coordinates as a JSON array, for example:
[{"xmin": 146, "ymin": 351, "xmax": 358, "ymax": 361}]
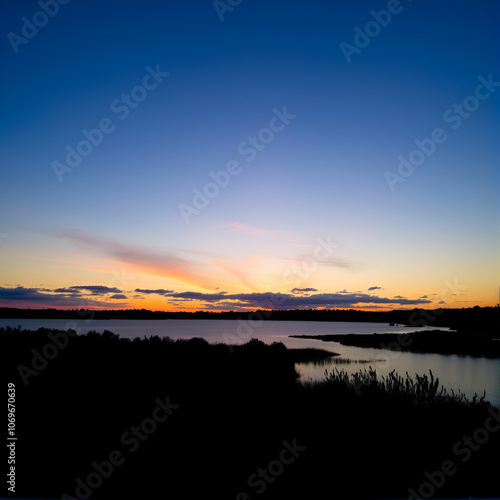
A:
[{"xmin": 0, "ymin": 0, "xmax": 498, "ymax": 310}]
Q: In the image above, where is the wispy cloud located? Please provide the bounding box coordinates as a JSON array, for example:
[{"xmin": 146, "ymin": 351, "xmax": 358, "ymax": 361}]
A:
[
  {"xmin": 291, "ymin": 288, "xmax": 318, "ymax": 294},
  {"xmin": 209, "ymin": 257, "xmax": 261, "ymax": 292},
  {"xmin": 70, "ymin": 285, "xmax": 123, "ymax": 295},
  {"xmin": 368, "ymin": 286, "xmax": 382, "ymax": 291},
  {"xmin": 222, "ymin": 222, "xmax": 274, "ymax": 236},
  {"xmin": 285, "ymin": 253, "xmax": 354, "ymax": 270},
  {"xmin": 320, "ymin": 258, "xmax": 354, "ymax": 269},
  {"xmin": 59, "ymin": 229, "xmax": 216, "ymax": 289}
]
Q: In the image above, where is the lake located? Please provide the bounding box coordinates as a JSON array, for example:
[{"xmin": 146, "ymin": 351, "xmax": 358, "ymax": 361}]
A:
[{"xmin": 2, "ymin": 318, "xmax": 499, "ymax": 405}]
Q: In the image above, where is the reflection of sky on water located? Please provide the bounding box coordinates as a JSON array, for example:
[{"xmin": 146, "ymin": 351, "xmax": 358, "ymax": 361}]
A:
[{"xmin": 297, "ymin": 347, "xmax": 500, "ymax": 406}]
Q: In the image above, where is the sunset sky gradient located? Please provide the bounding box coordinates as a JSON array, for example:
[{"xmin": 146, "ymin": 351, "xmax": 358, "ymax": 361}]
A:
[{"xmin": 0, "ymin": 0, "xmax": 498, "ymax": 311}]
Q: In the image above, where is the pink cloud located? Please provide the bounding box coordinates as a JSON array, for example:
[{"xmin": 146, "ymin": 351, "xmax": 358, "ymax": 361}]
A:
[
  {"xmin": 59, "ymin": 229, "xmax": 216, "ymax": 289},
  {"xmin": 222, "ymin": 222, "xmax": 274, "ymax": 236}
]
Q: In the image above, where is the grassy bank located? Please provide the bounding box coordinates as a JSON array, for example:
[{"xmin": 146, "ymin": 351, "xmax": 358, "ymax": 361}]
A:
[
  {"xmin": 291, "ymin": 329, "xmax": 500, "ymax": 357},
  {"xmin": 2, "ymin": 327, "xmax": 499, "ymax": 499}
]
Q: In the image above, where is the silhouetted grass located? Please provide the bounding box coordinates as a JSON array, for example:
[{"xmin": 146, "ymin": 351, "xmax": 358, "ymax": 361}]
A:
[
  {"xmin": 286, "ymin": 346, "xmax": 339, "ymax": 361},
  {"xmin": 322, "ymin": 366, "xmax": 489, "ymax": 409}
]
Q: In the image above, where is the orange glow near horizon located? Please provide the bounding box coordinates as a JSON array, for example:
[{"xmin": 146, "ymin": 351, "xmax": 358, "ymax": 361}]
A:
[{"xmin": 0, "ymin": 229, "xmax": 497, "ymax": 312}]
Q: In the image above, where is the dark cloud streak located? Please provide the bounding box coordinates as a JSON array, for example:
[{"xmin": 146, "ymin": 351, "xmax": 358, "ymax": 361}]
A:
[
  {"xmin": 291, "ymin": 288, "xmax": 318, "ymax": 294},
  {"xmin": 134, "ymin": 289, "xmax": 174, "ymax": 296}
]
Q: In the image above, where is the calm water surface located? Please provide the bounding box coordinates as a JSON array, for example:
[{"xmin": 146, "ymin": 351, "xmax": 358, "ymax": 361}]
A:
[{"xmin": 3, "ymin": 318, "xmax": 499, "ymax": 405}]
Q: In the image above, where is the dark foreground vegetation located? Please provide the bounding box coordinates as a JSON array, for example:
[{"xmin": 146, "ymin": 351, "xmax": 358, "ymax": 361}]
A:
[
  {"xmin": 291, "ymin": 329, "xmax": 500, "ymax": 357},
  {"xmin": 2, "ymin": 327, "xmax": 499, "ymax": 500}
]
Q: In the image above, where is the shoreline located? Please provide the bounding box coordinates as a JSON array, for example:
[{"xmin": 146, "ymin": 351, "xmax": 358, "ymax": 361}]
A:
[{"xmin": 290, "ymin": 330, "xmax": 500, "ymax": 358}]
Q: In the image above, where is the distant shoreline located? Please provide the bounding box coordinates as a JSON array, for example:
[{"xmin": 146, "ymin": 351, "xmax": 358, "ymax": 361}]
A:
[
  {"xmin": 0, "ymin": 305, "xmax": 498, "ymax": 332},
  {"xmin": 290, "ymin": 330, "xmax": 500, "ymax": 358}
]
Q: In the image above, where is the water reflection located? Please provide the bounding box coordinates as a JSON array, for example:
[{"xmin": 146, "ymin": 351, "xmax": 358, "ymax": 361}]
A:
[
  {"xmin": 301, "ymin": 357, "xmax": 375, "ymax": 367},
  {"xmin": 297, "ymin": 347, "xmax": 500, "ymax": 406}
]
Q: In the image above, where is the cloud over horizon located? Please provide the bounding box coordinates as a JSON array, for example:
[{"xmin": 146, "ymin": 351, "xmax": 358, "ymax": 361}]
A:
[
  {"xmin": 136, "ymin": 289, "xmax": 432, "ymax": 310},
  {"xmin": 70, "ymin": 285, "xmax": 123, "ymax": 295},
  {"xmin": 0, "ymin": 286, "xmax": 128, "ymax": 308},
  {"xmin": 0, "ymin": 284, "xmax": 434, "ymax": 311},
  {"xmin": 134, "ymin": 289, "xmax": 175, "ymax": 296}
]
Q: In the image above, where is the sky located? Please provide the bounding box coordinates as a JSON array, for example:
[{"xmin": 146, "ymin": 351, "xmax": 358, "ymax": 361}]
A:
[{"xmin": 0, "ymin": 0, "xmax": 498, "ymax": 312}]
